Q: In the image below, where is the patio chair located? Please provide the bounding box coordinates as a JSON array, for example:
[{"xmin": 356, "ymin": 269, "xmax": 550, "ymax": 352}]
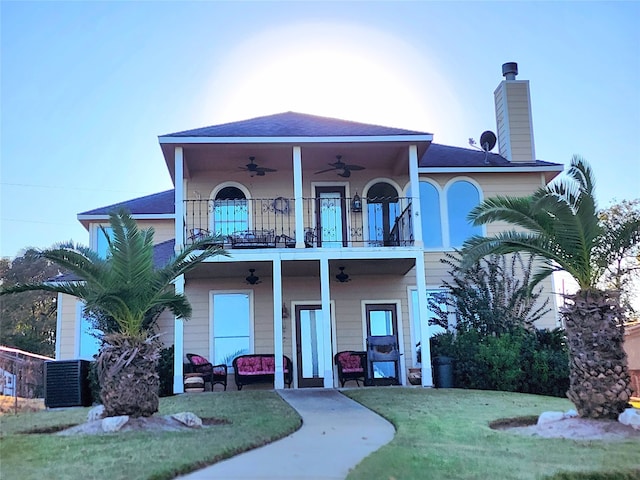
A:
[
  {"xmin": 186, "ymin": 353, "xmax": 228, "ymax": 391},
  {"xmin": 334, "ymin": 351, "xmax": 367, "ymax": 387}
]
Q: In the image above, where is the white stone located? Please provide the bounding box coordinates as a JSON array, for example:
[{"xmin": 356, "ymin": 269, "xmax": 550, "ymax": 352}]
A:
[
  {"xmin": 563, "ymin": 409, "xmax": 579, "ymax": 419},
  {"xmin": 102, "ymin": 415, "xmax": 129, "ymax": 432},
  {"xmin": 537, "ymin": 411, "xmax": 565, "ymax": 425},
  {"xmin": 618, "ymin": 408, "xmax": 640, "ymax": 431},
  {"xmin": 87, "ymin": 405, "xmax": 105, "ymax": 422},
  {"xmin": 172, "ymin": 412, "xmax": 203, "ymax": 428}
]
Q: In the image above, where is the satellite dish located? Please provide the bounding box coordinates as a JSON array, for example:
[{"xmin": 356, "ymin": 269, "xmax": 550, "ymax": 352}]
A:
[{"xmin": 479, "ymin": 131, "xmax": 497, "ymax": 152}]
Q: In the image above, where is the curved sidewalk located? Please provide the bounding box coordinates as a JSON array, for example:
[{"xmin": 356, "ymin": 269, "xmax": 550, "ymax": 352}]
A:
[{"xmin": 179, "ymin": 389, "xmax": 395, "ymax": 480}]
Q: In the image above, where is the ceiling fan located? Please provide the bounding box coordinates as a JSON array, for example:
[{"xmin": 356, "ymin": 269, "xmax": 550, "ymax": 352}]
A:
[
  {"xmin": 315, "ymin": 155, "xmax": 365, "ymax": 178},
  {"xmin": 239, "ymin": 156, "xmax": 277, "ymax": 177}
]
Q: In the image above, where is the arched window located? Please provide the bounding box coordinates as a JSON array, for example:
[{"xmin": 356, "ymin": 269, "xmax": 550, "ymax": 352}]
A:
[
  {"xmin": 366, "ymin": 182, "xmax": 399, "ymax": 246},
  {"xmin": 447, "ymin": 180, "xmax": 481, "ymax": 247},
  {"xmin": 212, "ymin": 186, "xmax": 248, "ymax": 236},
  {"xmin": 418, "ymin": 182, "xmax": 442, "ymax": 248}
]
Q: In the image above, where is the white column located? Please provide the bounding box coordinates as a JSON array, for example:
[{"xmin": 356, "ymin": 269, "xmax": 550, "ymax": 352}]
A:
[
  {"xmin": 55, "ymin": 293, "xmax": 63, "ymax": 359},
  {"xmin": 320, "ymin": 259, "xmax": 334, "ymax": 388},
  {"xmin": 293, "ymin": 146, "xmax": 305, "ymax": 248},
  {"xmin": 415, "ymin": 254, "xmax": 433, "ymax": 387},
  {"xmin": 408, "ymin": 145, "xmax": 424, "ymax": 248},
  {"xmin": 174, "ymin": 147, "xmax": 185, "ymax": 252},
  {"xmin": 273, "ymin": 258, "xmax": 285, "ymax": 389},
  {"xmin": 173, "ymin": 274, "xmax": 185, "ymax": 394}
]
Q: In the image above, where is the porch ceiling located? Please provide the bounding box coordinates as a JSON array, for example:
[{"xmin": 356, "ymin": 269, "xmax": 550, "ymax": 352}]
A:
[
  {"xmin": 184, "ymin": 258, "xmax": 416, "ymax": 281},
  {"xmin": 164, "ymin": 142, "xmax": 423, "ymax": 180}
]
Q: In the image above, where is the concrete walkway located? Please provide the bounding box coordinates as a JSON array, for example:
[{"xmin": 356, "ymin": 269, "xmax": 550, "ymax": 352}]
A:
[{"xmin": 179, "ymin": 389, "xmax": 395, "ymax": 480}]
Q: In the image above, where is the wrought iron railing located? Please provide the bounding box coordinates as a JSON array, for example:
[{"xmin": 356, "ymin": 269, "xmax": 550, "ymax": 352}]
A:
[{"xmin": 183, "ymin": 197, "xmax": 414, "ymax": 249}]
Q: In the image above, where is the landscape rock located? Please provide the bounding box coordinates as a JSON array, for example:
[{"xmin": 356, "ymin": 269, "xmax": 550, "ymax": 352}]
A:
[
  {"xmin": 87, "ymin": 405, "xmax": 105, "ymax": 422},
  {"xmin": 618, "ymin": 408, "xmax": 640, "ymax": 431},
  {"xmin": 564, "ymin": 409, "xmax": 579, "ymax": 419},
  {"xmin": 102, "ymin": 415, "xmax": 129, "ymax": 433},
  {"xmin": 172, "ymin": 412, "xmax": 203, "ymax": 428},
  {"xmin": 537, "ymin": 411, "xmax": 565, "ymax": 425}
]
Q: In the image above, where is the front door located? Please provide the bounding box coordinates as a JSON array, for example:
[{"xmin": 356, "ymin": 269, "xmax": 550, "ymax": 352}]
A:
[
  {"xmin": 295, "ymin": 304, "xmax": 327, "ymax": 387},
  {"xmin": 365, "ymin": 303, "xmax": 400, "ymax": 383},
  {"xmin": 315, "ymin": 186, "xmax": 347, "ymax": 247}
]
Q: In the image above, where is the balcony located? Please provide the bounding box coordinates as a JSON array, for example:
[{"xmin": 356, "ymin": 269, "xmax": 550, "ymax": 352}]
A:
[{"xmin": 184, "ymin": 197, "xmax": 414, "ymax": 249}]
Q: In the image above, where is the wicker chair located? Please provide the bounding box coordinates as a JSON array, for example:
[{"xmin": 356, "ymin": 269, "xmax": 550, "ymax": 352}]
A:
[
  {"xmin": 186, "ymin": 354, "xmax": 228, "ymax": 391},
  {"xmin": 334, "ymin": 351, "xmax": 367, "ymax": 387}
]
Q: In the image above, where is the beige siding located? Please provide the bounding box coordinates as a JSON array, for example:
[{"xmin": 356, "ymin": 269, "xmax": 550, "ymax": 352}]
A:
[
  {"xmin": 493, "ymin": 81, "xmax": 534, "ymax": 163},
  {"xmin": 58, "ymin": 294, "xmax": 78, "ymax": 360}
]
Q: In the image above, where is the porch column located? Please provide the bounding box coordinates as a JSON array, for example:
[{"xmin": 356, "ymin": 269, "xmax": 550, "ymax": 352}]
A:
[
  {"xmin": 293, "ymin": 146, "xmax": 305, "ymax": 248},
  {"xmin": 173, "ymin": 274, "xmax": 185, "ymax": 394},
  {"xmin": 415, "ymin": 254, "xmax": 434, "ymax": 387},
  {"xmin": 408, "ymin": 144, "xmax": 424, "ymax": 248},
  {"xmin": 320, "ymin": 258, "xmax": 334, "ymax": 388},
  {"xmin": 273, "ymin": 258, "xmax": 285, "ymax": 389},
  {"xmin": 174, "ymin": 147, "xmax": 185, "ymax": 251}
]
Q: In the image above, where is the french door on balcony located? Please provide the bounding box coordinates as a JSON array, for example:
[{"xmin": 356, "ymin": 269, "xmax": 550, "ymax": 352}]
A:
[{"xmin": 315, "ymin": 186, "xmax": 347, "ymax": 247}]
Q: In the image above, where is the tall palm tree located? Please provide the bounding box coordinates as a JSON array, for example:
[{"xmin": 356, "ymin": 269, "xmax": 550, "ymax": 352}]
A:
[
  {"xmin": 461, "ymin": 156, "xmax": 640, "ymax": 419},
  {"xmin": 0, "ymin": 210, "xmax": 225, "ymax": 418}
]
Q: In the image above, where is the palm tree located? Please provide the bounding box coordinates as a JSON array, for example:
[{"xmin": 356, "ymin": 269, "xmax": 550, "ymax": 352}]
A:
[
  {"xmin": 461, "ymin": 156, "xmax": 640, "ymax": 419},
  {"xmin": 0, "ymin": 210, "xmax": 225, "ymax": 418}
]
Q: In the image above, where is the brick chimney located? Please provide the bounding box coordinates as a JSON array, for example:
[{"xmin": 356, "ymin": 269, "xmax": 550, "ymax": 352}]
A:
[{"xmin": 494, "ymin": 62, "xmax": 536, "ymax": 163}]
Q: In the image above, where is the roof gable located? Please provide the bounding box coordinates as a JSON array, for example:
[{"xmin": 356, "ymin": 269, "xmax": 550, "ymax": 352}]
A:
[{"xmin": 160, "ymin": 111, "xmax": 431, "ymax": 138}]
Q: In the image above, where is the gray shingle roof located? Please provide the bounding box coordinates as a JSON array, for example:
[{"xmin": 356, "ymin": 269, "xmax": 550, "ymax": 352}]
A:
[
  {"xmin": 78, "ymin": 190, "xmax": 174, "ymax": 216},
  {"xmin": 420, "ymin": 143, "xmax": 560, "ymax": 168},
  {"xmin": 160, "ymin": 111, "xmax": 431, "ymax": 138}
]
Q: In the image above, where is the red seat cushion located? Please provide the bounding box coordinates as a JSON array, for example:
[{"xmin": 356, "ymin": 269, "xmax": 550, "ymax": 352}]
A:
[
  {"xmin": 190, "ymin": 355, "xmax": 209, "ymax": 366},
  {"xmin": 338, "ymin": 352, "xmax": 363, "ymax": 373}
]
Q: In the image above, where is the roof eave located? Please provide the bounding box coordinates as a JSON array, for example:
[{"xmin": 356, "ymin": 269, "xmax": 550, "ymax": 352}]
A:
[{"xmin": 158, "ymin": 134, "xmax": 433, "ymax": 144}]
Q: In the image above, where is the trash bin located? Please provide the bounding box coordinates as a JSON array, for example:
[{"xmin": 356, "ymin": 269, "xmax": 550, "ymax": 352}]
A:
[{"xmin": 432, "ymin": 356, "xmax": 454, "ymax": 388}]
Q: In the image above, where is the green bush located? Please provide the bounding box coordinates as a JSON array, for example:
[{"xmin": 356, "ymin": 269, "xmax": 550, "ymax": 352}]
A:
[{"xmin": 430, "ymin": 328, "xmax": 569, "ymax": 397}]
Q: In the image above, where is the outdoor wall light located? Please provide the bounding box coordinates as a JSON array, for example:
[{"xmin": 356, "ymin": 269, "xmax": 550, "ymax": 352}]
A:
[
  {"xmin": 245, "ymin": 269, "xmax": 261, "ymax": 285},
  {"xmin": 335, "ymin": 266, "xmax": 351, "ymax": 283},
  {"xmin": 351, "ymin": 192, "xmax": 362, "ymax": 213}
]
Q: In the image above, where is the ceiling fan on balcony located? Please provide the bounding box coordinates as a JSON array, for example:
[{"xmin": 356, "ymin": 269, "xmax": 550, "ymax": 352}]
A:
[
  {"xmin": 240, "ymin": 156, "xmax": 277, "ymax": 177},
  {"xmin": 315, "ymin": 155, "xmax": 365, "ymax": 178}
]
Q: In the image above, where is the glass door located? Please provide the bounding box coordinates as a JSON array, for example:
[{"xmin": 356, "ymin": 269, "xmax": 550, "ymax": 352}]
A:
[
  {"xmin": 365, "ymin": 304, "xmax": 399, "ymax": 382},
  {"xmin": 295, "ymin": 304, "xmax": 327, "ymax": 387},
  {"xmin": 315, "ymin": 186, "xmax": 347, "ymax": 247}
]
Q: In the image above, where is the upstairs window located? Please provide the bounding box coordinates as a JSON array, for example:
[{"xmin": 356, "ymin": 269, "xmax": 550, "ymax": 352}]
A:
[
  {"xmin": 96, "ymin": 226, "xmax": 113, "ymax": 258},
  {"xmin": 418, "ymin": 182, "xmax": 443, "ymax": 248},
  {"xmin": 446, "ymin": 180, "xmax": 481, "ymax": 247}
]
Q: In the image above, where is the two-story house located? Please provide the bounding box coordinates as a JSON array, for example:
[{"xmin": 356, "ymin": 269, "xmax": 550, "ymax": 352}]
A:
[{"xmin": 56, "ymin": 62, "xmax": 563, "ymax": 392}]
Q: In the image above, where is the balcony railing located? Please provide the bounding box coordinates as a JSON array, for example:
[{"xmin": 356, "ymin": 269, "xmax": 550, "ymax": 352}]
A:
[{"xmin": 183, "ymin": 197, "xmax": 414, "ymax": 249}]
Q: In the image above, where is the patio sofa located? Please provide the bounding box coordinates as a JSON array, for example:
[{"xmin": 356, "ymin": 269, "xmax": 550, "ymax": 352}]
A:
[{"xmin": 232, "ymin": 354, "xmax": 293, "ymax": 390}]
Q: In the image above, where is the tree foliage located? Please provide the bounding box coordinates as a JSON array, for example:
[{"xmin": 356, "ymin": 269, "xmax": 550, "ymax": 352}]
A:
[
  {"xmin": 0, "ymin": 249, "xmax": 61, "ymax": 356},
  {"xmin": 430, "ymin": 251, "xmax": 550, "ymax": 335},
  {"xmin": 596, "ymin": 198, "xmax": 640, "ymax": 315}
]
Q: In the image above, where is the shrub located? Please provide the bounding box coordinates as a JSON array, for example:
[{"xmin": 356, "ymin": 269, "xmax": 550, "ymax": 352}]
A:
[
  {"xmin": 158, "ymin": 345, "xmax": 174, "ymax": 397},
  {"xmin": 430, "ymin": 328, "xmax": 569, "ymax": 397}
]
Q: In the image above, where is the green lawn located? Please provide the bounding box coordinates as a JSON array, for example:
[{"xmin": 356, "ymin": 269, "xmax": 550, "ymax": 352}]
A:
[
  {"xmin": 1, "ymin": 389, "xmax": 638, "ymax": 480},
  {"xmin": 344, "ymin": 388, "xmax": 640, "ymax": 480},
  {"xmin": 0, "ymin": 391, "xmax": 301, "ymax": 480}
]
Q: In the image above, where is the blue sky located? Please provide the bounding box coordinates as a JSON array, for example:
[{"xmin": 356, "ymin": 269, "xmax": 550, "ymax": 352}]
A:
[{"xmin": 1, "ymin": 1, "xmax": 639, "ymax": 259}]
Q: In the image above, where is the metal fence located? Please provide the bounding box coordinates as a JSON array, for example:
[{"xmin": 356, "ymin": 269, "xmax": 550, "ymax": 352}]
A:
[{"xmin": 0, "ymin": 346, "xmax": 53, "ymax": 399}]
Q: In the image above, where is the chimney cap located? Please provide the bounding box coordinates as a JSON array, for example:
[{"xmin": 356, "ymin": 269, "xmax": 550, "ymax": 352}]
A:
[{"xmin": 502, "ymin": 62, "xmax": 518, "ymax": 80}]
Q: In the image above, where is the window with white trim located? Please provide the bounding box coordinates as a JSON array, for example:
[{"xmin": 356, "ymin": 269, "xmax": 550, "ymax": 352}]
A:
[
  {"xmin": 77, "ymin": 302, "xmax": 102, "ymax": 360},
  {"xmin": 418, "ymin": 181, "xmax": 443, "ymax": 248},
  {"xmin": 212, "ymin": 292, "xmax": 251, "ymax": 366},
  {"xmin": 447, "ymin": 180, "xmax": 481, "ymax": 247}
]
